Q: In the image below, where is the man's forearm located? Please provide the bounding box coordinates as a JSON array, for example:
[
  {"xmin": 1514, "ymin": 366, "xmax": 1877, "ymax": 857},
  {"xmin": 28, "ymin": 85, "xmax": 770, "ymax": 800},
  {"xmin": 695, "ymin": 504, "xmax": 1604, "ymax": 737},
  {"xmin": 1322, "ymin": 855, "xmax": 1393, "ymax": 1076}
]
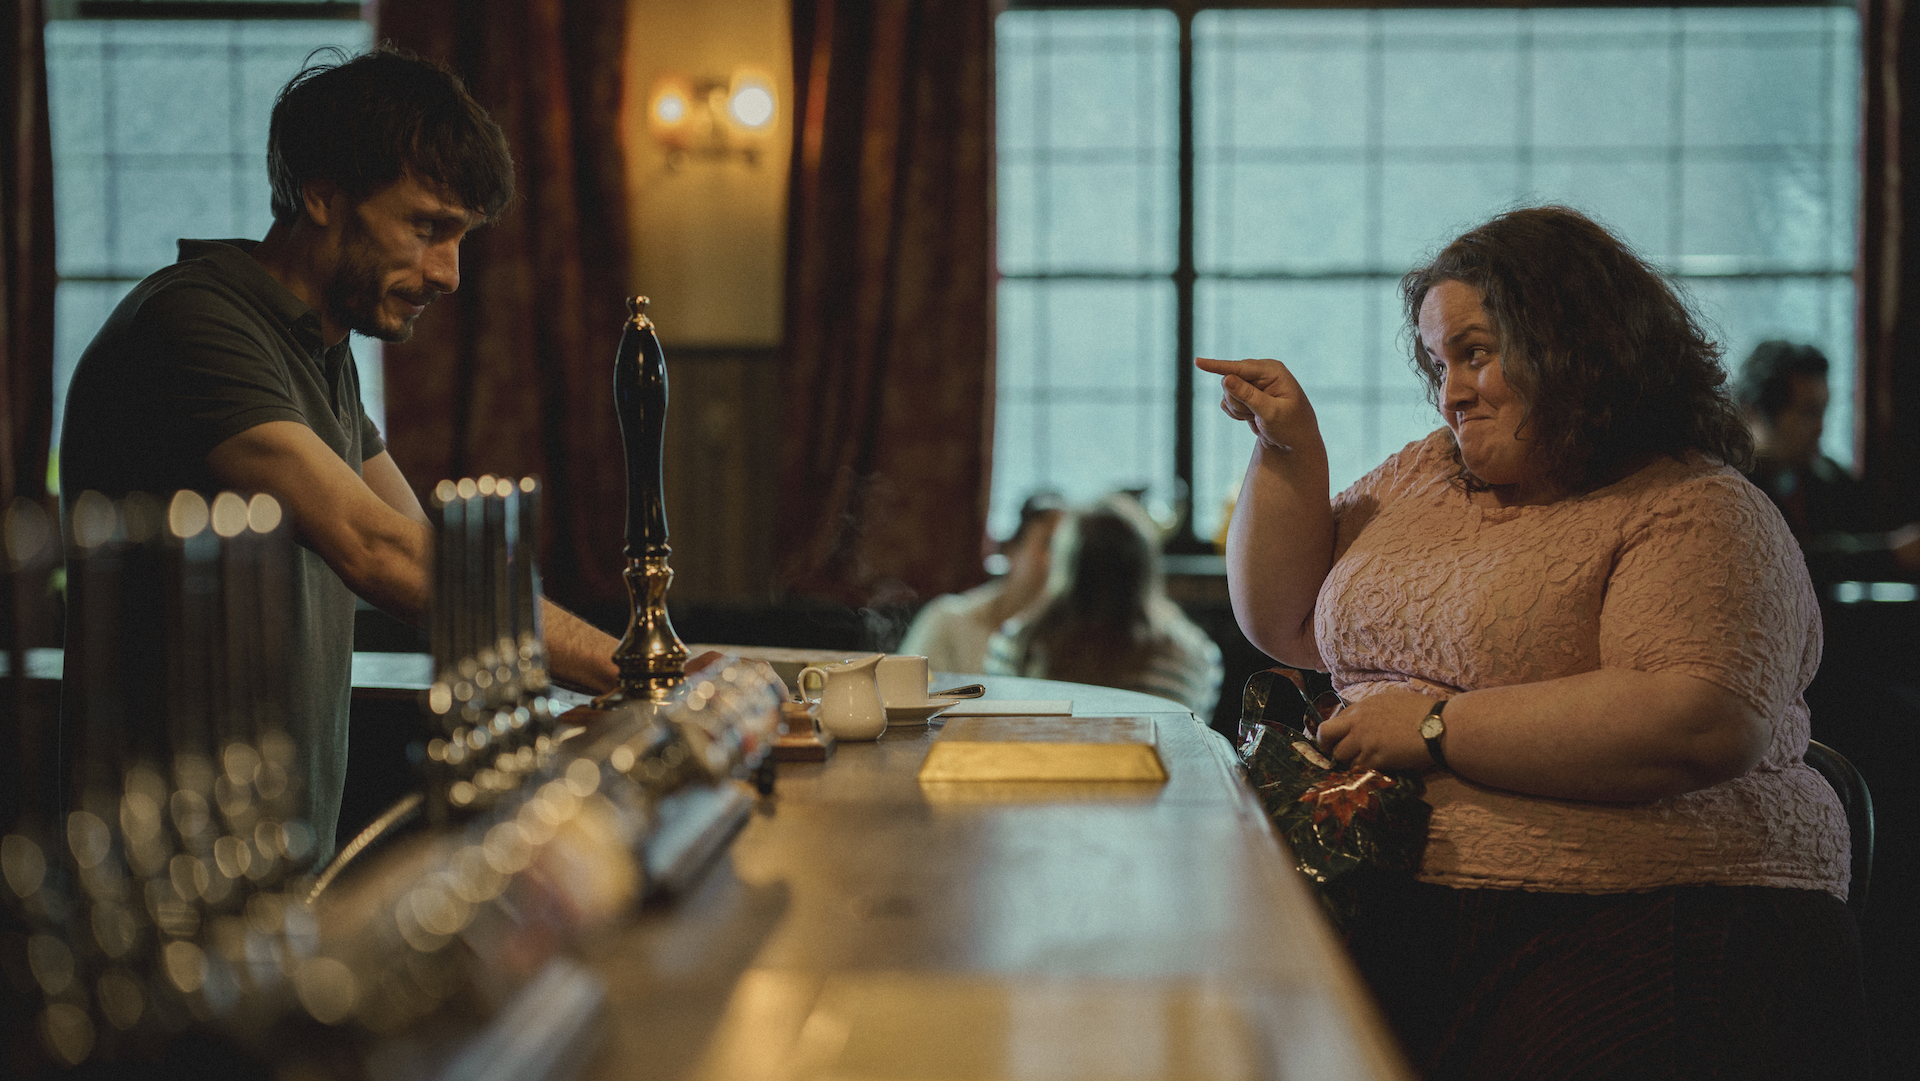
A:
[{"xmin": 541, "ymin": 598, "xmax": 620, "ymax": 693}]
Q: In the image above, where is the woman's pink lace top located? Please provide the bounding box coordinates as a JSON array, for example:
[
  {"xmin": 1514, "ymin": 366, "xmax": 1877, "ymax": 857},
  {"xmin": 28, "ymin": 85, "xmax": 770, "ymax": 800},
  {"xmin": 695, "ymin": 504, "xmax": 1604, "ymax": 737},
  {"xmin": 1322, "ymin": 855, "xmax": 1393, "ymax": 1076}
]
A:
[{"xmin": 1319, "ymin": 430, "xmax": 1849, "ymax": 899}]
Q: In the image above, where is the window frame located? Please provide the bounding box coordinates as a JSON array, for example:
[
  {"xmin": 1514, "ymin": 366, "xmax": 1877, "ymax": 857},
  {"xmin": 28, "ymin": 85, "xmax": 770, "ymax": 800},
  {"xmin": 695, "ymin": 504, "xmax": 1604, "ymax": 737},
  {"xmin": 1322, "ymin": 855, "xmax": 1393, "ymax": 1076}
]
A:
[
  {"xmin": 42, "ymin": 0, "xmax": 373, "ymax": 465},
  {"xmin": 1003, "ymin": 0, "xmax": 1862, "ymax": 551}
]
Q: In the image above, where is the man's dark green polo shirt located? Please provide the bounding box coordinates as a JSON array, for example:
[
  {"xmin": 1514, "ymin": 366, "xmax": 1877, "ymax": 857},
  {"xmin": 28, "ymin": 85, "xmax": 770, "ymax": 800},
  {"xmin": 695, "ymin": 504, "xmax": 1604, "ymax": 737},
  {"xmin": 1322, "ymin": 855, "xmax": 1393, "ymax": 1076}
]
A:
[{"xmin": 61, "ymin": 238, "xmax": 386, "ymax": 862}]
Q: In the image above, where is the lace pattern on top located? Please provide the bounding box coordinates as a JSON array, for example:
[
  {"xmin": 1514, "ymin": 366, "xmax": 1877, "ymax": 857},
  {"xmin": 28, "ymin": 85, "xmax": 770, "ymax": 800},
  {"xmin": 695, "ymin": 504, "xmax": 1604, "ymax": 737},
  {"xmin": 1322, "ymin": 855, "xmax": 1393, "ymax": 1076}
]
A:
[{"xmin": 1317, "ymin": 430, "xmax": 1848, "ymax": 898}]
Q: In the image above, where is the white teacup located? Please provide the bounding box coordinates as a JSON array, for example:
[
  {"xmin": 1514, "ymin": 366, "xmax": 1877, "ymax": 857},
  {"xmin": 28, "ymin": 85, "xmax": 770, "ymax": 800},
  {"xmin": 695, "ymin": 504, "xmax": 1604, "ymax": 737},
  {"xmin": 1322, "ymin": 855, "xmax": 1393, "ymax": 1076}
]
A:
[{"xmin": 877, "ymin": 654, "xmax": 931, "ymax": 707}]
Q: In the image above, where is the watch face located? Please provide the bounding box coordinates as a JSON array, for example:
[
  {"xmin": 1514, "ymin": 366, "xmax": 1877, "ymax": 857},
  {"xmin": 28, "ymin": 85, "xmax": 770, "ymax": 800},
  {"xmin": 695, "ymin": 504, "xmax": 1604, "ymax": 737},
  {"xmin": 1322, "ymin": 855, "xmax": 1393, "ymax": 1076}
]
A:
[{"xmin": 1420, "ymin": 714, "xmax": 1445, "ymax": 740}]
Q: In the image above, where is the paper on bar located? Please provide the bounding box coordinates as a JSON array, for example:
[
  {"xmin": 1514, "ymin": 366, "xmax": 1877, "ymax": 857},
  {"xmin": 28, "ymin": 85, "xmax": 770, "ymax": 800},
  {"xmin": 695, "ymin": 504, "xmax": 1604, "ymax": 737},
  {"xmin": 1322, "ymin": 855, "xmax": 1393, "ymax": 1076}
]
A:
[
  {"xmin": 937, "ymin": 699, "xmax": 1073, "ymax": 717},
  {"xmin": 918, "ymin": 717, "xmax": 1168, "ymax": 783}
]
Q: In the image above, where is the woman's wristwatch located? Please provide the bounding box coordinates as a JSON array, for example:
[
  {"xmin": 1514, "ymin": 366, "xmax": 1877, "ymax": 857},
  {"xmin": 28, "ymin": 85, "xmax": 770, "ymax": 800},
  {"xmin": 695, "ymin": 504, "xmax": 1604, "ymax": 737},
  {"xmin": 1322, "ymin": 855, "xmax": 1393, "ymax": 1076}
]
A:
[{"xmin": 1418, "ymin": 698, "xmax": 1450, "ymax": 771}]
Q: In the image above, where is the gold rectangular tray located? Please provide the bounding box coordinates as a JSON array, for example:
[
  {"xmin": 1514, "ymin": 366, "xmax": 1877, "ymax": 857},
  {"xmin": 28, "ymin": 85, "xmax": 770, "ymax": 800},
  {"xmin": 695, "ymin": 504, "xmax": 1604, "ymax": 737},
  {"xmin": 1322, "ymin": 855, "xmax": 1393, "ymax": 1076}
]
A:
[{"xmin": 917, "ymin": 716, "xmax": 1168, "ymax": 783}]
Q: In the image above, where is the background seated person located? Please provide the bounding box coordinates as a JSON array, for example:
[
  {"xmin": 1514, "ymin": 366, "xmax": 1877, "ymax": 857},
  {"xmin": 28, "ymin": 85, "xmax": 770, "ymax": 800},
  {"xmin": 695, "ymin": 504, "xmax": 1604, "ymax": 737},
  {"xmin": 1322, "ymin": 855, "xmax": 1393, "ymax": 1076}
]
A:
[
  {"xmin": 898, "ymin": 491, "xmax": 1063, "ymax": 673},
  {"xmin": 1198, "ymin": 206, "xmax": 1862, "ymax": 1079},
  {"xmin": 984, "ymin": 495, "xmax": 1221, "ymax": 717},
  {"xmin": 1736, "ymin": 339, "xmax": 1920, "ymax": 586}
]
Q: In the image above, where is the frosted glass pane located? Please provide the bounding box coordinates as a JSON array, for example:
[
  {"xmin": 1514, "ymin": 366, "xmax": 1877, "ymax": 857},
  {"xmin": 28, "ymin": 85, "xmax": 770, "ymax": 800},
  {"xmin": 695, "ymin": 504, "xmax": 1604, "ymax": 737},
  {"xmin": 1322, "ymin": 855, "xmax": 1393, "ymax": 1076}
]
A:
[
  {"xmin": 50, "ymin": 17, "xmax": 373, "ymax": 278},
  {"xmin": 1683, "ymin": 39, "xmax": 1828, "ymax": 148},
  {"xmin": 989, "ymin": 278, "xmax": 1175, "ymax": 537},
  {"xmin": 43, "ymin": 26, "xmax": 107, "ymax": 154},
  {"xmin": 1045, "ymin": 50, "xmax": 1176, "ymax": 152},
  {"xmin": 1381, "ymin": 45, "xmax": 1522, "ymax": 149},
  {"xmin": 112, "ymin": 163, "xmax": 240, "ymax": 273},
  {"xmin": 995, "ymin": 11, "xmax": 1176, "ymax": 152},
  {"xmin": 1532, "ymin": 42, "xmax": 1674, "ymax": 148},
  {"xmin": 1379, "ymin": 10, "xmax": 1523, "ymax": 37},
  {"xmin": 1194, "ymin": 16, "xmax": 1368, "ymax": 152},
  {"xmin": 109, "ymin": 44, "xmax": 233, "ymax": 155},
  {"xmin": 1036, "ymin": 160, "xmax": 1176, "ymax": 273},
  {"xmin": 1679, "ymin": 154, "xmax": 1835, "ymax": 269},
  {"xmin": 1379, "ymin": 159, "xmax": 1526, "ymax": 266},
  {"xmin": 1195, "ymin": 280, "xmax": 1376, "ymax": 391},
  {"xmin": 990, "ymin": 397, "xmax": 1041, "ymax": 537},
  {"xmin": 998, "ymin": 34, "xmax": 1043, "ymax": 155},
  {"xmin": 1317, "ymin": 400, "xmax": 1384, "ymax": 504},
  {"xmin": 358, "ymin": 342, "xmax": 386, "ymax": 438},
  {"xmin": 1380, "ymin": 390, "xmax": 1446, "ymax": 458},
  {"xmin": 1532, "ymin": 9, "xmax": 1677, "ymax": 36},
  {"xmin": 1822, "ymin": 282, "xmax": 1856, "ymax": 469},
  {"xmin": 1032, "ymin": 281, "xmax": 1176, "ymax": 393},
  {"xmin": 997, "ymin": 161, "xmax": 1040, "ymax": 272},
  {"xmin": 52, "ymin": 159, "xmax": 110, "ymax": 276},
  {"xmin": 1198, "ymin": 160, "xmax": 1368, "ymax": 273},
  {"xmin": 997, "ymin": 281, "xmax": 1042, "ymax": 392},
  {"xmin": 996, "ymin": 9, "xmax": 1176, "ymax": 275},
  {"xmin": 1046, "ymin": 400, "xmax": 1171, "ymax": 487},
  {"xmin": 1525, "ymin": 159, "xmax": 1674, "ymax": 262},
  {"xmin": 990, "ymin": 393, "xmax": 1176, "ymax": 539}
]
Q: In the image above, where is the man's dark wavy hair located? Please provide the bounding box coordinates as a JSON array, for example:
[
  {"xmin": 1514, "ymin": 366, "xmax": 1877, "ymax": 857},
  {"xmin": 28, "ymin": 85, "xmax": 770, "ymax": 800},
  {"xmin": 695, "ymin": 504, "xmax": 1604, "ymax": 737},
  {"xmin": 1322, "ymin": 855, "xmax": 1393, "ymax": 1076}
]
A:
[
  {"xmin": 1401, "ymin": 206, "xmax": 1752, "ymax": 493},
  {"xmin": 1736, "ymin": 339, "xmax": 1830, "ymax": 422},
  {"xmin": 267, "ymin": 46, "xmax": 514, "ymax": 225}
]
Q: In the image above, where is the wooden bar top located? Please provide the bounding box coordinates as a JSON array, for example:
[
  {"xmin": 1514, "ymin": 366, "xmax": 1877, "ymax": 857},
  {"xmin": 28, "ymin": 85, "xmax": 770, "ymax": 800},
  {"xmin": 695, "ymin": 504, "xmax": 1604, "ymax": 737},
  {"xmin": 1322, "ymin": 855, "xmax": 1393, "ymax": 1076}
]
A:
[
  {"xmin": 582, "ymin": 673, "xmax": 1409, "ymax": 1081},
  {"xmin": 21, "ymin": 648, "xmax": 1407, "ymax": 1075}
]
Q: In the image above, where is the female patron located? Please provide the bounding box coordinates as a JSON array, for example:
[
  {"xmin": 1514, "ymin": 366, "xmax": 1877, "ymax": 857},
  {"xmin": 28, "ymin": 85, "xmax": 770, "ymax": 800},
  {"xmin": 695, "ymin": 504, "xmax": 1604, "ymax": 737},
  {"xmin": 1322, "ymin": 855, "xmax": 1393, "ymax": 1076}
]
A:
[
  {"xmin": 1198, "ymin": 206, "xmax": 1863, "ymax": 1078},
  {"xmin": 986, "ymin": 495, "xmax": 1221, "ymax": 716}
]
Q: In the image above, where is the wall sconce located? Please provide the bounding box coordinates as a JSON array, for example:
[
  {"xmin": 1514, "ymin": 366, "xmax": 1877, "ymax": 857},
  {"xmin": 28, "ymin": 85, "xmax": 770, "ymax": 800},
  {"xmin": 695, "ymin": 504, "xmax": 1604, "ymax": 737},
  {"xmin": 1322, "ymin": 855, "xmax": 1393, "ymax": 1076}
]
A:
[{"xmin": 648, "ymin": 70, "xmax": 778, "ymax": 169}]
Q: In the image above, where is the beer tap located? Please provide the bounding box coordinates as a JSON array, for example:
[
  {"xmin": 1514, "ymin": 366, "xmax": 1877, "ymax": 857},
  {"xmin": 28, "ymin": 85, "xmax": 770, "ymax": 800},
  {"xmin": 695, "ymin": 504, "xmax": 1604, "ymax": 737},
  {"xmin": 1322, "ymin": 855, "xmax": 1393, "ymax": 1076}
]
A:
[{"xmin": 596, "ymin": 296, "xmax": 689, "ymax": 707}]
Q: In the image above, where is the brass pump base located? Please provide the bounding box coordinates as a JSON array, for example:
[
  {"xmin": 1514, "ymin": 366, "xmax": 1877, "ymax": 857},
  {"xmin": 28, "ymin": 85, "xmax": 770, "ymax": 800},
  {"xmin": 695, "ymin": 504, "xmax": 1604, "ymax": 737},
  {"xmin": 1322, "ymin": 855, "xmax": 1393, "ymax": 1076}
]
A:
[{"xmin": 594, "ymin": 554, "xmax": 688, "ymax": 707}]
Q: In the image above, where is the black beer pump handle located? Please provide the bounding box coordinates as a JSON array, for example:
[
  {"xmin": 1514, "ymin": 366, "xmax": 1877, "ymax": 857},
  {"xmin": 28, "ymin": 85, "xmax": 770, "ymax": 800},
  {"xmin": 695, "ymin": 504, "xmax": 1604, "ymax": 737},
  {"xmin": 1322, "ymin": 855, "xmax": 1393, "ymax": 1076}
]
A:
[{"xmin": 615, "ymin": 296, "xmax": 669, "ymax": 560}]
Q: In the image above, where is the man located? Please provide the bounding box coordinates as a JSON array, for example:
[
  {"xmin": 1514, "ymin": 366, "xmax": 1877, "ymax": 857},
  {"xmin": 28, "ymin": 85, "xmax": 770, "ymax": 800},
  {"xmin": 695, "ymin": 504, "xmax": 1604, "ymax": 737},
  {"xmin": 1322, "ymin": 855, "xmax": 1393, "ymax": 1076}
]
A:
[
  {"xmin": 1736, "ymin": 339, "xmax": 1920, "ymax": 587},
  {"xmin": 60, "ymin": 49, "xmax": 619, "ymax": 860}
]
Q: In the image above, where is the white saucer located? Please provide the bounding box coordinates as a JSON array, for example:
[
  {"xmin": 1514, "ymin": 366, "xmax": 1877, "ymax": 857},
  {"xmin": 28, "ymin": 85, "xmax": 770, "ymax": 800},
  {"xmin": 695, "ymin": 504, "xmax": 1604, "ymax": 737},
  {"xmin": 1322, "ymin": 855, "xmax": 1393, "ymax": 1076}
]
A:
[{"xmin": 884, "ymin": 696, "xmax": 963, "ymax": 725}]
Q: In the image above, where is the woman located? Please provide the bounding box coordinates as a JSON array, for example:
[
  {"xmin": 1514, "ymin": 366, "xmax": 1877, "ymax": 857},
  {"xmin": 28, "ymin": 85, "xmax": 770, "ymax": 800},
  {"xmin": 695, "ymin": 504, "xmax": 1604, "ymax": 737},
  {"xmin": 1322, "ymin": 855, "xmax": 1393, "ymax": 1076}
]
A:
[
  {"xmin": 1197, "ymin": 207, "xmax": 1863, "ymax": 1079},
  {"xmin": 899, "ymin": 491, "xmax": 1064, "ymax": 673},
  {"xmin": 985, "ymin": 495, "xmax": 1221, "ymax": 716}
]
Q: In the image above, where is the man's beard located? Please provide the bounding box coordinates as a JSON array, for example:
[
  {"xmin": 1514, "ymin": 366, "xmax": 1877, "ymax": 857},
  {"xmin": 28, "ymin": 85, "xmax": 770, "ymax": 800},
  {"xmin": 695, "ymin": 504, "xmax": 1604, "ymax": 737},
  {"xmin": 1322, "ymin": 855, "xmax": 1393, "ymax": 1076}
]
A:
[{"xmin": 325, "ymin": 231, "xmax": 433, "ymax": 343}]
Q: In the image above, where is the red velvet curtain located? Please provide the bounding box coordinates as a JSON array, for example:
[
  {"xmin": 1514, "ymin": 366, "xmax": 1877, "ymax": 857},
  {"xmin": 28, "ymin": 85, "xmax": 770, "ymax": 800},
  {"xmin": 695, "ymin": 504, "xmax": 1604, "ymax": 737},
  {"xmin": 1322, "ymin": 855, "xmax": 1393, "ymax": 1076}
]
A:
[
  {"xmin": 376, "ymin": 0, "xmax": 635, "ymax": 609},
  {"xmin": 3, "ymin": 0, "xmax": 54, "ymax": 509},
  {"xmin": 778, "ymin": 0, "xmax": 996, "ymax": 607},
  {"xmin": 1860, "ymin": 0, "xmax": 1920, "ymax": 521}
]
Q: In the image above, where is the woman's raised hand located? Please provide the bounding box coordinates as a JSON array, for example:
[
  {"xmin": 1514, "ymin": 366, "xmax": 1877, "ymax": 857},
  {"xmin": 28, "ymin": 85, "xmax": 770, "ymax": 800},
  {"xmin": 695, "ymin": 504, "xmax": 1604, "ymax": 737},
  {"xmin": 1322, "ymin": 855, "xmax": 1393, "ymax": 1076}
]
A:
[{"xmin": 1195, "ymin": 357, "xmax": 1322, "ymax": 456}]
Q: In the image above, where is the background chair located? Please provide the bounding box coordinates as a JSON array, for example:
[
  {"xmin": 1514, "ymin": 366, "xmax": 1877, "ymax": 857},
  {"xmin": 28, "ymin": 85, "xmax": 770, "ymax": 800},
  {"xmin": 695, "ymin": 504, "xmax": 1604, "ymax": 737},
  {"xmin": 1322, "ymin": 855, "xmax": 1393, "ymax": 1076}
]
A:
[{"xmin": 1805, "ymin": 739, "xmax": 1874, "ymax": 917}]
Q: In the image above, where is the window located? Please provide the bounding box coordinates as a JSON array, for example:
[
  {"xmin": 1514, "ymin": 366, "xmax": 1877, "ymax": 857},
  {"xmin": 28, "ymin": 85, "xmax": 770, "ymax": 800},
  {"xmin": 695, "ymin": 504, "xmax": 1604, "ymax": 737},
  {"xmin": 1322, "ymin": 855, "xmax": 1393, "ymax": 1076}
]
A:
[
  {"xmin": 45, "ymin": 4, "xmax": 375, "ymax": 477},
  {"xmin": 995, "ymin": 5, "xmax": 1861, "ymax": 542}
]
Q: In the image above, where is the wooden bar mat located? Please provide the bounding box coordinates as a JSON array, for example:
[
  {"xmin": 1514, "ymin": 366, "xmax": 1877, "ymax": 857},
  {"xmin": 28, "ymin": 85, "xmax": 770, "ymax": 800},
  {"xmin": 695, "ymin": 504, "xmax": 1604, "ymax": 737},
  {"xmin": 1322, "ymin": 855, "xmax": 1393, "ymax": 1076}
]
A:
[{"xmin": 917, "ymin": 716, "xmax": 1168, "ymax": 783}]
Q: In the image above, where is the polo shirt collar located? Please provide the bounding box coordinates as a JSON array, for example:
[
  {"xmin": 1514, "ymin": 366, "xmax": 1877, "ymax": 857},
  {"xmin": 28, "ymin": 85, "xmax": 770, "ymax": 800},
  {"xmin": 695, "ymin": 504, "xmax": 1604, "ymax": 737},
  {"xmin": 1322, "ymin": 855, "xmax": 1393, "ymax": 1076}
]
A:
[{"xmin": 176, "ymin": 238, "xmax": 332, "ymax": 354}]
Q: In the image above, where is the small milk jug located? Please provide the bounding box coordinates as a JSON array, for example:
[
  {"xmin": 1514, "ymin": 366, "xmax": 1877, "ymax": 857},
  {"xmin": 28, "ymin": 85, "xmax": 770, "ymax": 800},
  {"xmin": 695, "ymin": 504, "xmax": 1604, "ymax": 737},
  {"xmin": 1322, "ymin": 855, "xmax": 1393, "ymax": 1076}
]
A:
[{"xmin": 796, "ymin": 654, "xmax": 888, "ymax": 741}]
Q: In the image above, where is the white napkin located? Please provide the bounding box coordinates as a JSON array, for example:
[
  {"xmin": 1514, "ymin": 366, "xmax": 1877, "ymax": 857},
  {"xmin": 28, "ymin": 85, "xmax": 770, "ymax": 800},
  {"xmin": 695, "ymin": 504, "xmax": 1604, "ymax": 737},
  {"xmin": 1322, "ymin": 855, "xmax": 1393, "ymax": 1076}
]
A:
[{"xmin": 937, "ymin": 699, "xmax": 1073, "ymax": 717}]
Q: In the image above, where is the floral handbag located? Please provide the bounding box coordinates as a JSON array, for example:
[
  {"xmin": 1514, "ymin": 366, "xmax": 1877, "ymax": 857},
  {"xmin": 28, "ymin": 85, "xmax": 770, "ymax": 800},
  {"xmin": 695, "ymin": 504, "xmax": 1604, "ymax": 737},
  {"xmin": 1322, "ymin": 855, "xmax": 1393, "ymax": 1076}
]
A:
[{"xmin": 1236, "ymin": 668, "xmax": 1432, "ymax": 927}]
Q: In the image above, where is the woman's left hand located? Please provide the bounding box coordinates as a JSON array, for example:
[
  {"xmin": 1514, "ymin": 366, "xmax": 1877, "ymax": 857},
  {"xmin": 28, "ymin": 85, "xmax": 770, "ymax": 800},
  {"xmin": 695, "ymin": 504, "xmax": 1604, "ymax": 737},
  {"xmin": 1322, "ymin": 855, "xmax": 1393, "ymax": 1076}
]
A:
[{"xmin": 1315, "ymin": 689, "xmax": 1441, "ymax": 773}]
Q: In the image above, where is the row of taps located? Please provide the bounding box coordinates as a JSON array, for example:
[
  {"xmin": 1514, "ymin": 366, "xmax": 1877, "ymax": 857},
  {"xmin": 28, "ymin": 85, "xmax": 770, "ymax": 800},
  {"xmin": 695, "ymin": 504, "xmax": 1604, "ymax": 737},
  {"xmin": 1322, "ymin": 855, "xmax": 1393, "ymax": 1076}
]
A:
[
  {"xmin": 4, "ymin": 492, "xmax": 321, "ymax": 1067},
  {"xmin": 3, "ymin": 485, "xmax": 783, "ymax": 1072}
]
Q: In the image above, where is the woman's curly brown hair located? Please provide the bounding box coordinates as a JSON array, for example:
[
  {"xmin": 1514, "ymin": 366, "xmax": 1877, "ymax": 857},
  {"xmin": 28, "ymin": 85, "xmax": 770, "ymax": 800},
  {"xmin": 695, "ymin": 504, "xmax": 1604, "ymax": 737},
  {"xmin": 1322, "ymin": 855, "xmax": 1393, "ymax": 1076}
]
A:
[{"xmin": 1402, "ymin": 206, "xmax": 1753, "ymax": 493}]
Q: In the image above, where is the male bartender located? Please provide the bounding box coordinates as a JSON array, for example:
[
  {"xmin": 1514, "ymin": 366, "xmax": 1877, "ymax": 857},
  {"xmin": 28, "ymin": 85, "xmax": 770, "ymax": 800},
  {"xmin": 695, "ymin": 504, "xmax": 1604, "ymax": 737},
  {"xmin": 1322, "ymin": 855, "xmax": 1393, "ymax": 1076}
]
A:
[{"xmin": 59, "ymin": 49, "xmax": 619, "ymax": 860}]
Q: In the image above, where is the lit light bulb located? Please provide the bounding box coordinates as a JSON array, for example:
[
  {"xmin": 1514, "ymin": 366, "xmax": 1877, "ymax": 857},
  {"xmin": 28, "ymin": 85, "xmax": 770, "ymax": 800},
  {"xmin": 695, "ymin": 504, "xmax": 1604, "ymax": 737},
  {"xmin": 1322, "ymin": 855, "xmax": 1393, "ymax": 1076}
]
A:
[
  {"xmin": 655, "ymin": 90, "xmax": 687, "ymax": 125},
  {"xmin": 728, "ymin": 82, "xmax": 775, "ymax": 129}
]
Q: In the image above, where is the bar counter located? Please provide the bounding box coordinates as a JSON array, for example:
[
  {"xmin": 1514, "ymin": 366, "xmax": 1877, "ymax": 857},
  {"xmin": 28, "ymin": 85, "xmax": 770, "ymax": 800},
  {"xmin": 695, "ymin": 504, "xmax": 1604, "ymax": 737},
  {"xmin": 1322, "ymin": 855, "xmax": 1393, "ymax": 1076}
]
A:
[{"xmin": 570, "ymin": 672, "xmax": 1410, "ymax": 1081}]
